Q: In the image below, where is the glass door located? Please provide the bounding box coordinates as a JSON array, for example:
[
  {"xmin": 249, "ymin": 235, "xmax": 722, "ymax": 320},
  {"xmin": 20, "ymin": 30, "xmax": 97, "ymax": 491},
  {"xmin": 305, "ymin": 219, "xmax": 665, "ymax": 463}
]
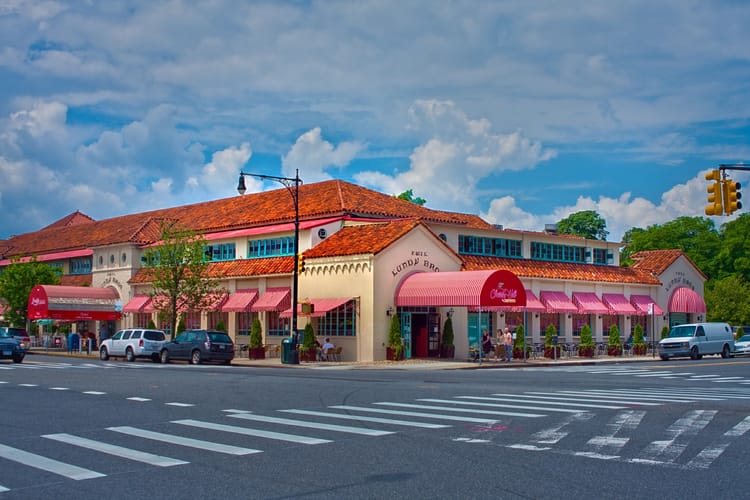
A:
[{"xmin": 400, "ymin": 312, "xmax": 412, "ymax": 359}]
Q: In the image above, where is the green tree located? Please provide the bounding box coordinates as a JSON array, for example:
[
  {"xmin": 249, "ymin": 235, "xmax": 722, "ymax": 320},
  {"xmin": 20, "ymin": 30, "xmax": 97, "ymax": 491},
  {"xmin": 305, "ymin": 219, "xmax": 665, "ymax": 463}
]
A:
[
  {"xmin": 0, "ymin": 257, "xmax": 60, "ymax": 327},
  {"xmin": 608, "ymin": 324, "xmax": 621, "ymax": 348},
  {"xmin": 633, "ymin": 324, "xmax": 645, "ymax": 346},
  {"xmin": 141, "ymin": 223, "xmax": 224, "ymax": 339},
  {"xmin": 396, "ymin": 189, "xmax": 426, "ymax": 206},
  {"xmin": 704, "ymin": 276, "xmax": 750, "ymax": 326},
  {"xmin": 579, "ymin": 324, "xmax": 594, "ymax": 348},
  {"xmin": 215, "ymin": 319, "xmax": 226, "ymax": 332},
  {"xmin": 544, "ymin": 323, "xmax": 557, "ymax": 347},
  {"xmin": 250, "ymin": 317, "xmax": 263, "ymax": 349},
  {"xmin": 442, "ymin": 317, "xmax": 454, "ymax": 347},
  {"xmin": 557, "ymin": 210, "xmax": 608, "ymax": 240},
  {"xmin": 302, "ymin": 322, "xmax": 315, "ymax": 352},
  {"xmin": 715, "ymin": 213, "xmax": 750, "ymax": 281}
]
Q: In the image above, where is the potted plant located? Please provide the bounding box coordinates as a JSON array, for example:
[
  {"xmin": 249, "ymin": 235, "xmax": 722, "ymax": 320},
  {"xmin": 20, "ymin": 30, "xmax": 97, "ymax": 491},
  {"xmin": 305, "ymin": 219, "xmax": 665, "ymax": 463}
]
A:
[
  {"xmin": 661, "ymin": 325, "xmax": 669, "ymax": 340},
  {"xmin": 299, "ymin": 323, "xmax": 317, "ymax": 362},
  {"xmin": 607, "ymin": 324, "xmax": 622, "ymax": 356},
  {"xmin": 544, "ymin": 324, "xmax": 561, "ymax": 359},
  {"xmin": 440, "ymin": 316, "xmax": 455, "ymax": 359},
  {"xmin": 578, "ymin": 323, "xmax": 595, "ymax": 357},
  {"xmin": 386, "ymin": 314, "xmax": 403, "ymax": 361},
  {"xmin": 512, "ymin": 324, "xmax": 531, "ymax": 360},
  {"xmin": 632, "ymin": 324, "xmax": 647, "ymax": 355},
  {"xmin": 247, "ymin": 317, "xmax": 265, "ymax": 359}
]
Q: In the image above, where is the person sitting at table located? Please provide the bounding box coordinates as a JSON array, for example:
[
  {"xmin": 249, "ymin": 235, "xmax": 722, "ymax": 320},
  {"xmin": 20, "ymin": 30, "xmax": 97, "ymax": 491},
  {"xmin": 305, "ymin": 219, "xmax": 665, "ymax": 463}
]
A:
[{"xmin": 321, "ymin": 338, "xmax": 335, "ymax": 361}]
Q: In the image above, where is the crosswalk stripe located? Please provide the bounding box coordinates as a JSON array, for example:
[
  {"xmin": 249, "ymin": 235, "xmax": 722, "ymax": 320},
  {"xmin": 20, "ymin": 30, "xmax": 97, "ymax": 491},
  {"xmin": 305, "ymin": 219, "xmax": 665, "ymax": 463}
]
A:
[
  {"xmin": 374, "ymin": 402, "xmax": 545, "ymax": 418},
  {"xmin": 280, "ymin": 409, "xmax": 449, "ymax": 429},
  {"xmin": 584, "ymin": 390, "xmax": 724, "ymax": 401},
  {"xmin": 686, "ymin": 416, "xmax": 750, "ymax": 469},
  {"xmin": 329, "ymin": 405, "xmax": 498, "ymax": 424},
  {"xmin": 584, "ymin": 410, "xmax": 645, "ymax": 456},
  {"xmin": 525, "ymin": 392, "xmax": 663, "ymax": 405},
  {"xmin": 631, "ymin": 410, "xmax": 716, "ymax": 465},
  {"xmin": 475, "ymin": 394, "xmax": 623, "ymax": 409},
  {"xmin": 228, "ymin": 413, "xmax": 393, "ymax": 436},
  {"xmin": 530, "ymin": 412, "xmax": 595, "ymax": 444},
  {"xmin": 42, "ymin": 433, "xmax": 187, "ymax": 467},
  {"xmin": 0, "ymin": 485, "xmax": 7, "ymax": 492},
  {"xmin": 107, "ymin": 426, "xmax": 261, "ymax": 455},
  {"xmin": 416, "ymin": 398, "xmax": 585, "ymax": 413},
  {"xmin": 0, "ymin": 443, "xmax": 105, "ymax": 480},
  {"xmin": 173, "ymin": 419, "xmax": 331, "ymax": 445}
]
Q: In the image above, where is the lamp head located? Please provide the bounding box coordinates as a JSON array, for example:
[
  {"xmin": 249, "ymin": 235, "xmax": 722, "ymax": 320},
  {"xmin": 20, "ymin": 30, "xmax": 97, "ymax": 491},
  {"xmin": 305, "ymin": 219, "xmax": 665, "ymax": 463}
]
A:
[{"xmin": 237, "ymin": 175, "xmax": 247, "ymax": 195}]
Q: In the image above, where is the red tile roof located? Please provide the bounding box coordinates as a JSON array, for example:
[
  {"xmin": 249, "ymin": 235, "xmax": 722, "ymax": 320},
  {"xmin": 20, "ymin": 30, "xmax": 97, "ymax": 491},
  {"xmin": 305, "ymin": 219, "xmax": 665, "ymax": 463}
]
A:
[
  {"xmin": 128, "ymin": 256, "xmax": 293, "ymax": 284},
  {"xmin": 41, "ymin": 211, "xmax": 96, "ymax": 230},
  {"xmin": 630, "ymin": 249, "xmax": 707, "ymax": 280},
  {"xmin": 461, "ymin": 255, "xmax": 661, "ymax": 285},
  {"xmin": 59, "ymin": 274, "xmax": 93, "ymax": 287},
  {"xmin": 1, "ymin": 180, "xmax": 491, "ymax": 259}
]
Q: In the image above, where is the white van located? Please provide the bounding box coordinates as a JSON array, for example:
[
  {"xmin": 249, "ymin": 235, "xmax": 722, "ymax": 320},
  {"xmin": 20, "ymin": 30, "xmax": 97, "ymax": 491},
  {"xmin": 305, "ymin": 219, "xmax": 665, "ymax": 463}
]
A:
[{"xmin": 658, "ymin": 322, "xmax": 734, "ymax": 360}]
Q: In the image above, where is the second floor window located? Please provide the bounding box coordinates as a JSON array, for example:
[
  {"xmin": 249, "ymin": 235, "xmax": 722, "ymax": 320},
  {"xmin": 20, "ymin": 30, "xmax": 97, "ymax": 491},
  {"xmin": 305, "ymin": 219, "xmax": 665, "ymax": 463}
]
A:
[
  {"xmin": 70, "ymin": 257, "xmax": 92, "ymax": 274},
  {"xmin": 530, "ymin": 242, "xmax": 585, "ymax": 263},
  {"xmin": 247, "ymin": 237, "xmax": 295, "ymax": 258},
  {"xmin": 458, "ymin": 235, "xmax": 522, "ymax": 258},
  {"xmin": 204, "ymin": 243, "xmax": 236, "ymax": 262}
]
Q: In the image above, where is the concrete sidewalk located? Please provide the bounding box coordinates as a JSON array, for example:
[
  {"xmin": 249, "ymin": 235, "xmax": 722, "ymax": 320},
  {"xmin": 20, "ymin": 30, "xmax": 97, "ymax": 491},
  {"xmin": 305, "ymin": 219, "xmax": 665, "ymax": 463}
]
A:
[{"xmin": 28, "ymin": 347, "xmax": 661, "ymax": 370}]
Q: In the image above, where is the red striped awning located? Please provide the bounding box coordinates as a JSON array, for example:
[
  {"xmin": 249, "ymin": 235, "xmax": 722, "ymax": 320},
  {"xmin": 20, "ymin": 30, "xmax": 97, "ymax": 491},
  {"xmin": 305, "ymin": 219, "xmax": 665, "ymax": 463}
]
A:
[
  {"xmin": 394, "ymin": 270, "xmax": 526, "ymax": 308},
  {"xmin": 572, "ymin": 292, "xmax": 609, "ymax": 315},
  {"xmin": 122, "ymin": 295, "xmax": 152, "ymax": 313},
  {"xmin": 221, "ymin": 289, "xmax": 259, "ymax": 312},
  {"xmin": 601, "ymin": 293, "xmax": 637, "ymax": 315},
  {"xmin": 251, "ymin": 288, "xmax": 291, "ymax": 312},
  {"xmin": 668, "ymin": 287, "xmax": 706, "ymax": 313},
  {"xmin": 27, "ymin": 285, "xmax": 120, "ymax": 321},
  {"xmin": 280, "ymin": 297, "xmax": 353, "ymax": 318},
  {"xmin": 539, "ymin": 291, "xmax": 578, "ymax": 314},
  {"xmin": 630, "ymin": 294, "xmax": 664, "ymax": 315}
]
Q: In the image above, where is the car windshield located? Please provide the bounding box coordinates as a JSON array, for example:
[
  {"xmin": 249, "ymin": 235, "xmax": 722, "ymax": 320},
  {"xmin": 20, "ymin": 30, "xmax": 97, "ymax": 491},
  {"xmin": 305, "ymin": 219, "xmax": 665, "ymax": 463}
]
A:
[
  {"xmin": 668, "ymin": 325, "xmax": 696, "ymax": 338},
  {"xmin": 208, "ymin": 332, "xmax": 232, "ymax": 344},
  {"xmin": 738, "ymin": 335, "xmax": 750, "ymax": 343},
  {"xmin": 0, "ymin": 331, "xmax": 11, "ymax": 339}
]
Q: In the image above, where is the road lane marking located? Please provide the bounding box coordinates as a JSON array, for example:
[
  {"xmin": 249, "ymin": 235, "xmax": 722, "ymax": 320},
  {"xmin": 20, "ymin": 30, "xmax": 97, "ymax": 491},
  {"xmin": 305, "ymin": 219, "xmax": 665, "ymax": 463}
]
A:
[
  {"xmin": 49, "ymin": 387, "xmax": 69, "ymax": 391},
  {"xmin": 42, "ymin": 433, "xmax": 187, "ymax": 467},
  {"xmin": 165, "ymin": 402, "xmax": 194, "ymax": 407},
  {"xmin": 477, "ymin": 394, "xmax": 623, "ymax": 409},
  {"xmin": 173, "ymin": 419, "xmax": 331, "ymax": 445},
  {"xmin": 632, "ymin": 410, "xmax": 716, "ymax": 465},
  {"xmin": 127, "ymin": 397, "xmax": 151, "ymax": 402},
  {"xmin": 584, "ymin": 410, "xmax": 645, "ymax": 456},
  {"xmin": 280, "ymin": 409, "xmax": 449, "ymax": 429},
  {"xmin": 0, "ymin": 443, "xmax": 105, "ymax": 480},
  {"xmin": 529, "ymin": 412, "xmax": 595, "ymax": 444},
  {"xmin": 686, "ymin": 416, "xmax": 750, "ymax": 469},
  {"xmin": 107, "ymin": 426, "xmax": 261, "ymax": 455},
  {"xmin": 417, "ymin": 398, "xmax": 585, "ymax": 414},
  {"xmin": 330, "ymin": 405, "xmax": 498, "ymax": 424},
  {"xmin": 374, "ymin": 402, "xmax": 544, "ymax": 418},
  {"xmin": 228, "ymin": 413, "xmax": 394, "ymax": 436},
  {"xmin": 18, "ymin": 383, "xmax": 38, "ymax": 387},
  {"xmin": 83, "ymin": 391, "xmax": 106, "ymax": 395}
]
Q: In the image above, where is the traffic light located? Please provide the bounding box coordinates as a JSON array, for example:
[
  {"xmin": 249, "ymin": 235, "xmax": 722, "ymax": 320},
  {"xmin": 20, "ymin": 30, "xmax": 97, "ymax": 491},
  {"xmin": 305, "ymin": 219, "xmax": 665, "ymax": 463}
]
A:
[
  {"xmin": 297, "ymin": 253, "xmax": 306, "ymax": 274},
  {"xmin": 705, "ymin": 169, "xmax": 723, "ymax": 216},
  {"xmin": 723, "ymin": 179, "xmax": 742, "ymax": 215}
]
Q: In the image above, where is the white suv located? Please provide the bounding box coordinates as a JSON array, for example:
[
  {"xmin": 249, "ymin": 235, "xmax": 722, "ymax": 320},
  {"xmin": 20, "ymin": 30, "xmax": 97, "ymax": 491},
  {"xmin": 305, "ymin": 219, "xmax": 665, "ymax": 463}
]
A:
[{"xmin": 100, "ymin": 329, "xmax": 167, "ymax": 363}]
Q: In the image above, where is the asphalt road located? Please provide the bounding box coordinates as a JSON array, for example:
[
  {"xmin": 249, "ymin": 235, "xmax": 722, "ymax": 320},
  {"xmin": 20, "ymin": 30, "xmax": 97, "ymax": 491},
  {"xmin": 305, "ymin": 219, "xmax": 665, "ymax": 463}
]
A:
[{"xmin": 1, "ymin": 354, "xmax": 750, "ymax": 499}]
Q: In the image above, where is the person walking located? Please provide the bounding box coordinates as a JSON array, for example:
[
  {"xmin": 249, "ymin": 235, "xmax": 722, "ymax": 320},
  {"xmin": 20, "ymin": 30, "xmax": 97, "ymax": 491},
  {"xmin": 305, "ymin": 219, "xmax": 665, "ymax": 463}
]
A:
[
  {"xmin": 504, "ymin": 327, "xmax": 513, "ymax": 362},
  {"xmin": 481, "ymin": 329, "xmax": 492, "ymax": 361}
]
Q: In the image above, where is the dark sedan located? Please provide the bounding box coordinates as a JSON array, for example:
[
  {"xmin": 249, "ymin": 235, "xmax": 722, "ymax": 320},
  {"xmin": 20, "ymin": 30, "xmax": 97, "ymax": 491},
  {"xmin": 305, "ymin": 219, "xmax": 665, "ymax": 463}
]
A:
[
  {"xmin": 159, "ymin": 329, "xmax": 234, "ymax": 365},
  {"xmin": 0, "ymin": 329, "xmax": 26, "ymax": 363}
]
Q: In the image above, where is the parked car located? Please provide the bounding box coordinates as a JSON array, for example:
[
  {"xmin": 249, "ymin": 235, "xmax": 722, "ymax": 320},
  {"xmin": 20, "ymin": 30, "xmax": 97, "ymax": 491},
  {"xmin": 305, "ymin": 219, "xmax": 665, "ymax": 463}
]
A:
[
  {"xmin": 160, "ymin": 329, "xmax": 234, "ymax": 365},
  {"xmin": 734, "ymin": 335, "xmax": 750, "ymax": 356},
  {"xmin": 99, "ymin": 328, "xmax": 167, "ymax": 362},
  {"xmin": 658, "ymin": 322, "xmax": 734, "ymax": 360},
  {"xmin": 0, "ymin": 327, "xmax": 31, "ymax": 345},
  {"xmin": 0, "ymin": 328, "xmax": 27, "ymax": 363}
]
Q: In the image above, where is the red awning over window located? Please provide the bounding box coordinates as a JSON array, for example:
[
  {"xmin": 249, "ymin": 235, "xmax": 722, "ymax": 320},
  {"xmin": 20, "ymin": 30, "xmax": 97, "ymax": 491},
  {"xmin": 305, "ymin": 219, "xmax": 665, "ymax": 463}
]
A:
[
  {"xmin": 395, "ymin": 270, "xmax": 526, "ymax": 308},
  {"xmin": 630, "ymin": 294, "xmax": 664, "ymax": 315},
  {"xmin": 668, "ymin": 287, "xmax": 706, "ymax": 313},
  {"xmin": 221, "ymin": 289, "xmax": 259, "ymax": 312},
  {"xmin": 251, "ymin": 288, "xmax": 291, "ymax": 312},
  {"xmin": 122, "ymin": 295, "xmax": 152, "ymax": 313},
  {"xmin": 572, "ymin": 292, "xmax": 610, "ymax": 315},
  {"xmin": 539, "ymin": 291, "xmax": 578, "ymax": 314},
  {"xmin": 27, "ymin": 285, "xmax": 120, "ymax": 321},
  {"xmin": 280, "ymin": 297, "xmax": 353, "ymax": 318},
  {"xmin": 601, "ymin": 293, "xmax": 637, "ymax": 315}
]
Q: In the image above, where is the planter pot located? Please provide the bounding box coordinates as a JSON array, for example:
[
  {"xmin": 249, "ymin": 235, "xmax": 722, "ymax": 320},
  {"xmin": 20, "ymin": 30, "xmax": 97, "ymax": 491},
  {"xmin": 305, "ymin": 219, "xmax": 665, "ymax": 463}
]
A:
[
  {"xmin": 578, "ymin": 345, "xmax": 595, "ymax": 357},
  {"xmin": 607, "ymin": 346, "xmax": 622, "ymax": 357},
  {"xmin": 633, "ymin": 344, "xmax": 647, "ymax": 355},
  {"xmin": 386, "ymin": 347, "xmax": 403, "ymax": 361},
  {"xmin": 299, "ymin": 349, "xmax": 317, "ymax": 362},
  {"xmin": 544, "ymin": 346, "xmax": 562, "ymax": 359},
  {"xmin": 512, "ymin": 347, "xmax": 531, "ymax": 360},
  {"xmin": 247, "ymin": 347, "xmax": 265, "ymax": 360},
  {"xmin": 440, "ymin": 345, "xmax": 455, "ymax": 359}
]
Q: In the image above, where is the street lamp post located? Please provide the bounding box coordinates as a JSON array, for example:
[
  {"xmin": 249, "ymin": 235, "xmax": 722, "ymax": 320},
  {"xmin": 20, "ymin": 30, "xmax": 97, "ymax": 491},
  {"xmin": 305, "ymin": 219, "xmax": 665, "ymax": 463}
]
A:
[{"xmin": 237, "ymin": 169, "xmax": 302, "ymax": 364}]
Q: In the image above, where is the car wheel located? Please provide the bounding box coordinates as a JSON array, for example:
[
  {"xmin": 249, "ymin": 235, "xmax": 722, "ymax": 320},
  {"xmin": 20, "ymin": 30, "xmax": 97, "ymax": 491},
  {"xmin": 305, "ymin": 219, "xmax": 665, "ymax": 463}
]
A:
[
  {"xmin": 12, "ymin": 354, "xmax": 23, "ymax": 363},
  {"xmin": 99, "ymin": 347, "xmax": 109, "ymax": 361},
  {"xmin": 151, "ymin": 353, "xmax": 160, "ymax": 363},
  {"xmin": 690, "ymin": 346, "xmax": 699, "ymax": 360},
  {"xmin": 222, "ymin": 359, "xmax": 231, "ymax": 365},
  {"xmin": 125, "ymin": 347, "xmax": 135, "ymax": 362},
  {"xmin": 660, "ymin": 355, "xmax": 669, "ymax": 361},
  {"xmin": 191, "ymin": 350, "xmax": 202, "ymax": 365},
  {"xmin": 721, "ymin": 344, "xmax": 731, "ymax": 359},
  {"xmin": 160, "ymin": 350, "xmax": 170, "ymax": 364}
]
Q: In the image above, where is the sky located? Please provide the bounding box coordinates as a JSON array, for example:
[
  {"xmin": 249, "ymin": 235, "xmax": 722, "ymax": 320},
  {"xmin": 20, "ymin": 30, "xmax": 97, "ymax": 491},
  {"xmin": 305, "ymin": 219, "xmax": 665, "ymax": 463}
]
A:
[{"xmin": 1, "ymin": 0, "xmax": 749, "ymax": 244}]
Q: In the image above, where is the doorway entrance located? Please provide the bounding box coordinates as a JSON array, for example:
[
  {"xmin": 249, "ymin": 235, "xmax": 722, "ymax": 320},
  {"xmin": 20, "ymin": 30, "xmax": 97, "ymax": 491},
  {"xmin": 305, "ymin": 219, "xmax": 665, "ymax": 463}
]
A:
[{"xmin": 397, "ymin": 307, "xmax": 440, "ymax": 358}]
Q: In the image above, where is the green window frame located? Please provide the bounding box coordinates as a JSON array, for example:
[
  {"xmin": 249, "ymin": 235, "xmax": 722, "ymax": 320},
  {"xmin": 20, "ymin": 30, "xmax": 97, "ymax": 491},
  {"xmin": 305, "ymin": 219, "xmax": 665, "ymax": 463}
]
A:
[
  {"xmin": 247, "ymin": 237, "xmax": 295, "ymax": 259},
  {"xmin": 530, "ymin": 242, "xmax": 586, "ymax": 263},
  {"xmin": 458, "ymin": 235, "xmax": 522, "ymax": 258}
]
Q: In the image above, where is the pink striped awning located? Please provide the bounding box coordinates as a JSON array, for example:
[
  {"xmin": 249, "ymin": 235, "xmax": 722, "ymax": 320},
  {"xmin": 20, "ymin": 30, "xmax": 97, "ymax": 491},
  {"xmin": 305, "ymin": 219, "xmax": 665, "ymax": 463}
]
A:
[
  {"xmin": 395, "ymin": 270, "xmax": 526, "ymax": 308},
  {"xmin": 539, "ymin": 291, "xmax": 578, "ymax": 314},
  {"xmin": 251, "ymin": 288, "xmax": 291, "ymax": 312},
  {"xmin": 122, "ymin": 295, "xmax": 152, "ymax": 313},
  {"xmin": 630, "ymin": 294, "xmax": 664, "ymax": 315},
  {"xmin": 27, "ymin": 285, "xmax": 120, "ymax": 321},
  {"xmin": 280, "ymin": 297, "xmax": 353, "ymax": 318},
  {"xmin": 572, "ymin": 292, "xmax": 610, "ymax": 315},
  {"xmin": 601, "ymin": 293, "xmax": 637, "ymax": 315},
  {"xmin": 668, "ymin": 287, "xmax": 706, "ymax": 313},
  {"xmin": 221, "ymin": 289, "xmax": 259, "ymax": 312}
]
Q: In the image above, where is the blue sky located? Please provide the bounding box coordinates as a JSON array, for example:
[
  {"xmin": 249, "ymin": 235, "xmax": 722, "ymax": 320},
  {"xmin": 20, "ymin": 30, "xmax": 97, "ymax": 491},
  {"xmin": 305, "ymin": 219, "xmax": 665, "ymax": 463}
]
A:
[{"xmin": 1, "ymin": 0, "xmax": 749, "ymax": 243}]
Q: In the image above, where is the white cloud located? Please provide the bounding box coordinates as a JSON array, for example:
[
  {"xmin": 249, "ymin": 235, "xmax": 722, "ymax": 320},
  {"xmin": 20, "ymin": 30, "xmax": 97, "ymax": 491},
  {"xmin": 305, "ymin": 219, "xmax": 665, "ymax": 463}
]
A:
[
  {"xmin": 282, "ymin": 127, "xmax": 363, "ymax": 182},
  {"xmin": 197, "ymin": 142, "xmax": 252, "ymax": 193}
]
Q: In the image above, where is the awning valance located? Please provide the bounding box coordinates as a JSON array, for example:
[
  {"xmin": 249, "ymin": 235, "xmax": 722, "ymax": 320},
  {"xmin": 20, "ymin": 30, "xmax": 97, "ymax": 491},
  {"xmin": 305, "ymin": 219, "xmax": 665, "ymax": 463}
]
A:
[
  {"xmin": 668, "ymin": 287, "xmax": 706, "ymax": 313},
  {"xmin": 394, "ymin": 270, "xmax": 526, "ymax": 308},
  {"xmin": 122, "ymin": 295, "xmax": 152, "ymax": 313},
  {"xmin": 572, "ymin": 292, "xmax": 609, "ymax": 315},
  {"xmin": 27, "ymin": 285, "xmax": 120, "ymax": 321},
  {"xmin": 280, "ymin": 297, "xmax": 353, "ymax": 318},
  {"xmin": 630, "ymin": 294, "xmax": 664, "ymax": 315},
  {"xmin": 539, "ymin": 291, "xmax": 578, "ymax": 314},
  {"xmin": 601, "ymin": 293, "xmax": 637, "ymax": 315},
  {"xmin": 251, "ymin": 288, "xmax": 291, "ymax": 312},
  {"xmin": 222, "ymin": 289, "xmax": 259, "ymax": 312},
  {"xmin": 480, "ymin": 289, "xmax": 546, "ymax": 312}
]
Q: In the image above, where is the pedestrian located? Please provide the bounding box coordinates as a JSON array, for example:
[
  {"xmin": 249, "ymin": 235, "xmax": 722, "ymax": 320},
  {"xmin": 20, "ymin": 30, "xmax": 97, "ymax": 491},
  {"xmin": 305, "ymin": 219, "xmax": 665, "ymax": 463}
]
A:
[
  {"xmin": 481, "ymin": 329, "xmax": 492, "ymax": 360},
  {"xmin": 494, "ymin": 328, "xmax": 504, "ymax": 361},
  {"xmin": 99, "ymin": 323, "xmax": 109, "ymax": 344},
  {"xmin": 504, "ymin": 327, "xmax": 513, "ymax": 362}
]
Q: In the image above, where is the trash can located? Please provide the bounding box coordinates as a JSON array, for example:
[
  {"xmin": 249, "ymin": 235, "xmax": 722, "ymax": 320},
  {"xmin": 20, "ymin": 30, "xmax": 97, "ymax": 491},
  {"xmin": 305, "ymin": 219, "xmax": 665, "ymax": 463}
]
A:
[
  {"xmin": 281, "ymin": 337, "xmax": 299, "ymax": 365},
  {"xmin": 68, "ymin": 333, "xmax": 80, "ymax": 352}
]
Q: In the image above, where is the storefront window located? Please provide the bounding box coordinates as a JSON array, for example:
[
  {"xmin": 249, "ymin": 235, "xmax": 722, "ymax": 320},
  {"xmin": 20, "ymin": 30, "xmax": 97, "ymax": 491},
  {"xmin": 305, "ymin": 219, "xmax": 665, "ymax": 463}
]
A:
[
  {"xmin": 267, "ymin": 312, "xmax": 290, "ymax": 336},
  {"xmin": 317, "ymin": 301, "xmax": 357, "ymax": 337},
  {"xmin": 572, "ymin": 314, "xmax": 589, "ymax": 336},
  {"xmin": 207, "ymin": 311, "xmax": 228, "ymax": 331},
  {"xmin": 539, "ymin": 313, "xmax": 559, "ymax": 338}
]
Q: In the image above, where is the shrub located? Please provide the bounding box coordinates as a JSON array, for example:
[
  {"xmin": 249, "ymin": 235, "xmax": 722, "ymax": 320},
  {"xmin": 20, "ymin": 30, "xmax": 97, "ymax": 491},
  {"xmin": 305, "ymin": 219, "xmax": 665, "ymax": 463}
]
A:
[
  {"xmin": 442, "ymin": 317, "xmax": 454, "ymax": 346},
  {"xmin": 215, "ymin": 319, "xmax": 226, "ymax": 333},
  {"xmin": 388, "ymin": 314, "xmax": 403, "ymax": 359},
  {"xmin": 661, "ymin": 325, "xmax": 669, "ymax": 339},
  {"xmin": 608, "ymin": 324, "xmax": 621, "ymax": 348},
  {"xmin": 302, "ymin": 323, "xmax": 315, "ymax": 351},
  {"xmin": 633, "ymin": 324, "xmax": 645, "ymax": 346},
  {"xmin": 147, "ymin": 319, "xmax": 157, "ymax": 329},
  {"xmin": 249, "ymin": 317, "xmax": 263, "ymax": 348},
  {"xmin": 544, "ymin": 323, "xmax": 558, "ymax": 347},
  {"xmin": 579, "ymin": 324, "xmax": 594, "ymax": 347},
  {"xmin": 513, "ymin": 324, "xmax": 526, "ymax": 350}
]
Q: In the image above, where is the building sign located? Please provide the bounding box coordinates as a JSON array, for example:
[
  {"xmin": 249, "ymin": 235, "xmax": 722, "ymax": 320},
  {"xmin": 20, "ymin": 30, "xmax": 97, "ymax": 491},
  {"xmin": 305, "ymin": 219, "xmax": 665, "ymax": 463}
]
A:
[
  {"xmin": 391, "ymin": 250, "xmax": 440, "ymax": 277},
  {"xmin": 479, "ymin": 270, "xmax": 527, "ymax": 308},
  {"xmin": 27, "ymin": 285, "xmax": 121, "ymax": 321}
]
